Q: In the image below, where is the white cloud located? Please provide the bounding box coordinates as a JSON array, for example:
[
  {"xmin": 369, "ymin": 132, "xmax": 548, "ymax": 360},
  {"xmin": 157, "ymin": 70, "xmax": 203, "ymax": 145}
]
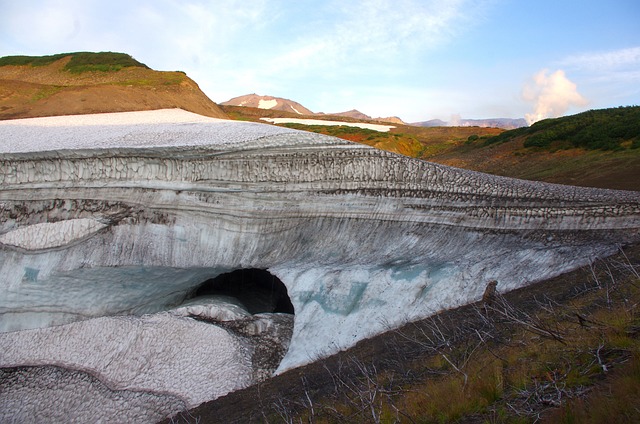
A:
[
  {"xmin": 261, "ymin": 0, "xmax": 490, "ymax": 76},
  {"xmin": 562, "ymin": 46, "xmax": 640, "ymax": 71},
  {"xmin": 522, "ymin": 69, "xmax": 588, "ymax": 125},
  {"xmin": 0, "ymin": 0, "xmax": 87, "ymax": 52},
  {"xmin": 0, "ymin": 0, "xmax": 512, "ymax": 121}
]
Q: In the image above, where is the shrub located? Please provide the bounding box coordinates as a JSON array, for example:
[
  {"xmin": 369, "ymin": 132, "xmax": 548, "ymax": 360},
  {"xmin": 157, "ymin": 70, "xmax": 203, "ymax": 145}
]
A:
[
  {"xmin": 0, "ymin": 52, "xmax": 148, "ymax": 73},
  {"xmin": 489, "ymin": 106, "xmax": 640, "ymax": 151}
]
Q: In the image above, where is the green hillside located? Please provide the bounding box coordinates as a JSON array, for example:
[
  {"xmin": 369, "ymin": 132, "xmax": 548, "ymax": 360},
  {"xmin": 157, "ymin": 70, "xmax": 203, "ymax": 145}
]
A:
[
  {"xmin": 0, "ymin": 51, "xmax": 149, "ymax": 73},
  {"xmin": 487, "ymin": 106, "xmax": 640, "ymax": 151},
  {"xmin": 0, "ymin": 51, "xmax": 227, "ymax": 120}
]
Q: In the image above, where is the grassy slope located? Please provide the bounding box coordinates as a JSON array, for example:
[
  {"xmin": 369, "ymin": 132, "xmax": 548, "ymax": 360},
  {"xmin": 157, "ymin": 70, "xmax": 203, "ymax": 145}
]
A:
[
  {"xmin": 0, "ymin": 52, "xmax": 227, "ymax": 120},
  {"xmin": 440, "ymin": 106, "xmax": 640, "ymax": 191},
  {"xmin": 220, "ymin": 104, "xmax": 502, "ymax": 164}
]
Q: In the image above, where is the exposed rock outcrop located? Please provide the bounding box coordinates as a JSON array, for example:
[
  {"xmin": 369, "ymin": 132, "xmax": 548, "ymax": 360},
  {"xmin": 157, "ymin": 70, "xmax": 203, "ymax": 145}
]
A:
[{"xmin": 0, "ymin": 109, "xmax": 639, "ymax": 421}]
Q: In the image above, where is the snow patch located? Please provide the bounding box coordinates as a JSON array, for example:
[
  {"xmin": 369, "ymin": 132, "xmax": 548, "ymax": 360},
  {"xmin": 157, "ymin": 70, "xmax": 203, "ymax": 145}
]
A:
[
  {"xmin": 261, "ymin": 117, "xmax": 395, "ymax": 132},
  {"xmin": 0, "ymin": 313, "xmax": 254, "ymax": 407},
  {"xmin": 0, "ymin": 109, "xmax": 298, "ymax": 153},
  {"xmin": 290, "ymin": 105, "xmax": 303, "ymax": 115},
  {"xmin": 258, "ymin": 99, "xmax": 278, "ymax": 109}
]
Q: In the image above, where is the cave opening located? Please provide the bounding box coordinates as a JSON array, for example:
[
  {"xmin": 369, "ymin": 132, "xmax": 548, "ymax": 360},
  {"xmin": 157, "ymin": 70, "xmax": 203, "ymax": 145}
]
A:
[{"xmin": 192, "ymin": 268, "xmax": 294, "ymax": 315}]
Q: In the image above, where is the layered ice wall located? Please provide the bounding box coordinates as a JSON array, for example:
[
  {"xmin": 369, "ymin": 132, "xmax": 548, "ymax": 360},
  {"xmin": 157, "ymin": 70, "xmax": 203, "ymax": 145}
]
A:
[{"xmin": 1, "ymin": 109, "xmax": 639, "ymax": 421}]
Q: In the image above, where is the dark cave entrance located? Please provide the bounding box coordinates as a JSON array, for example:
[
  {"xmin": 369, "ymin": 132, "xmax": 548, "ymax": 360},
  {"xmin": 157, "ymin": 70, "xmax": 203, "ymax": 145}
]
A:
[{"xmin": 193, "ymin": 268, "xmax": 294, "ymax": 315}]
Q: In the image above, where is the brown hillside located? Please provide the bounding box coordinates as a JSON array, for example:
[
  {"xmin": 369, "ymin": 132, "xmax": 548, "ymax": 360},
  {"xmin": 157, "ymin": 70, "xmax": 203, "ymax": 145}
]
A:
[{"xmin": 0, "ymin": 55, "xmax": 226, "ymax": 120}]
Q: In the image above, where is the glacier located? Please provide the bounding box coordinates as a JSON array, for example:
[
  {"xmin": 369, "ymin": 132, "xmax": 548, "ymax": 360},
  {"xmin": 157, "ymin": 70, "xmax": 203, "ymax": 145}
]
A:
[{"xmin": 1, "ymin": 108, "xmax": 639, "ymax": 422}]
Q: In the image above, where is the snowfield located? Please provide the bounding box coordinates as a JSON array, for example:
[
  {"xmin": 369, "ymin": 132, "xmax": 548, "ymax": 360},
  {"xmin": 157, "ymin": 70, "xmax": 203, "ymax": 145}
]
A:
[
  {"xmin": 0, "ymin": 108, "xmax": 298, "ymax": 153},
  {"xmin": 258, "ymin": 98, "xmax": 278, "ymax": 109},
  {"xmin": 260, "ymin": 117, "xmax": 395, "ymax": 132}
]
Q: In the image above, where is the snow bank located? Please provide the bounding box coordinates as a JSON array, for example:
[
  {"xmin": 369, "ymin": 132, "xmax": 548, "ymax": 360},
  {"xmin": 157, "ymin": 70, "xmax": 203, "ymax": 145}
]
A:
[
  {"xmin": 260, "ymin": 117, "xmax": 395, "ymax": 132},
  {"xmin": 258, "ymin": 99, "xmax": 278, "ymax": 109},
  {"xmin": 0, "ymin": 108, "xmax": 297, "ymax": 153}
]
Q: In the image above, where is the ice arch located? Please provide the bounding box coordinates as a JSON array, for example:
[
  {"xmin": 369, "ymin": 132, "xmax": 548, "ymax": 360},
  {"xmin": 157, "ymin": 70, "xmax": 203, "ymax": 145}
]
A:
[{"xmin": 0, "ymin": 109, "xmax": 639, "ymax": 422}]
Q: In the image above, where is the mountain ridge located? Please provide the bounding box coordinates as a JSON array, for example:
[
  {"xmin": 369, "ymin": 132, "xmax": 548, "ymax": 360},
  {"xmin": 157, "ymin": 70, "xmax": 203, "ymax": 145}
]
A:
[
  {"xmin": 223, "ymin": 93, "xmax": 405, "ymax": 124},
  {"xmin": 413, "ymin": 117, "xmax": 527, "ymax": 129}
]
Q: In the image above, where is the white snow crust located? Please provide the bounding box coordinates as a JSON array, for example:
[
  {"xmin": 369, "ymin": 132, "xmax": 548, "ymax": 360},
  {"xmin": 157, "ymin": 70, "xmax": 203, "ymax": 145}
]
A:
[
  {"xmin": 0, "ymin": 312, "xmax": 254, "ymax": 407},
  {"xmin": 260, "ymin": 117, "xmax": 395, "ymax": 132},
  {"xmin": 0, "ymin": 108, "xmax": 297, "ymax": 153},
  {"xmin": 0, "ymin": 219, "xmax": 107, "ymax": 250},
  {"xmin": 1, "ymin": 108, "xmax": 639, "ymax": 423},
  {"xmin": 258, "ymin": 99, "xmax": 278, "ymax": 109},
  {"xmin": 169, "ymin": 295, "xmax": 252, "ymax": 321},
  {"xmin": 0, "ymin": 366, "xmax": 186, "ymax": 424}
]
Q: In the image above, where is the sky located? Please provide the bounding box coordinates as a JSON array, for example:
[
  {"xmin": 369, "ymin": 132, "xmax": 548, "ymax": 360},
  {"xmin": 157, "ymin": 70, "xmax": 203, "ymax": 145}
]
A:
[{"xmin": 1, "ymin": 0, "xmax": 639, "ymax": 123}]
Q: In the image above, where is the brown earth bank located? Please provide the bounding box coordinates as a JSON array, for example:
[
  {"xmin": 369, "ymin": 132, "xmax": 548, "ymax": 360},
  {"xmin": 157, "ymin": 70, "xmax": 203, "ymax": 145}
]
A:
[
  {"xmin": 164, "ymin": 243, "xmax": 640, "ymax": 424},
  {"xmin": 0, "ymin": 56, "xmax": 226, "ymax": 120}
]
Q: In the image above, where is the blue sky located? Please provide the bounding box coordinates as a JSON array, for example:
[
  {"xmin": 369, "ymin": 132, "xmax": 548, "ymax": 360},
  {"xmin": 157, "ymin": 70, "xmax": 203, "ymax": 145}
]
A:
[{"xmin": 1, "ymin": 0, "xmax": 638, "ymax": 122}]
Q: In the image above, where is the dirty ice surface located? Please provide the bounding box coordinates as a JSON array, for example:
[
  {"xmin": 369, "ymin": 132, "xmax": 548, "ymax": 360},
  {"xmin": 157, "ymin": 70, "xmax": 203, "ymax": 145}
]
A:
[{"xmin": 0, "ymin": 108, "xmax": 297, "ymax": 153}]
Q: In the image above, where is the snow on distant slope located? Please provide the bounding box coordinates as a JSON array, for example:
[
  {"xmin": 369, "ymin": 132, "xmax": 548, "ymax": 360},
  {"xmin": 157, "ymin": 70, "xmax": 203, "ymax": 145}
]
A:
[
  {"xmin": 223, "ymin": 94, "xmax": 313, "ymax": 115},
  {"xmin": 258, "ymin": 99, "xmax": 278, "ymax": 109},
  {"xmin": 260, "ymin": 117, "xmax": 395, "ymax": 132},
  {"xmin": 412, "ymin": 117, "xmax": 527, "ymax": 129}
]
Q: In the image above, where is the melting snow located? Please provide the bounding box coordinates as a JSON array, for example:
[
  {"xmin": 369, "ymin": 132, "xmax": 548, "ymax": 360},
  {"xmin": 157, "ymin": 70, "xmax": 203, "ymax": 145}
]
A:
[
  {"xmin": 0, "ymin": 109, "xmax": 297, "ymax": 153},
  {"xmin": 258, "ymin": 99, "xmax": 278, "ymax": 109},
  {"xmin": 261, "ymin": 117, "xmax": 395, "ymax": 132}
]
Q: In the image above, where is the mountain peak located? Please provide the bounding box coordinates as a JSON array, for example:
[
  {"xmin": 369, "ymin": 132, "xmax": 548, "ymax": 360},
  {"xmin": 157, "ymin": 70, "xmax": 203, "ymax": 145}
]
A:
[{"xmin": 222, "ymin": 94, "xmax": 313, "ymax": 115}]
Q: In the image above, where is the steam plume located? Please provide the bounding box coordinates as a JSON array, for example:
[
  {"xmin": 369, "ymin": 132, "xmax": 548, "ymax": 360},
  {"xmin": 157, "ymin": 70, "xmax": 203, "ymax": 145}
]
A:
[{"xmin": 523, "ymin": 69, "xmax": 588, "ymax": 125}]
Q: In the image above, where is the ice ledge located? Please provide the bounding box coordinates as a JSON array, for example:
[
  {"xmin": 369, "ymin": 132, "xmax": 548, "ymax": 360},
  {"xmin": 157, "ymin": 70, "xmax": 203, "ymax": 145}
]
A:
[{"xmin": 0, "ymin": 218, "xmax": 108, "ymax": 250}]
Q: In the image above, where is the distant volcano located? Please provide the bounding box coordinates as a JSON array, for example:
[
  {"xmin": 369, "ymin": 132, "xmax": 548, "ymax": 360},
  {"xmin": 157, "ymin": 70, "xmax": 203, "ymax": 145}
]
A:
[
  {"xmin": 221, "ymin": 94, "xmax": 313, "ymax": 115},
  {"xmin": 224, "ymin": 94, "xmax": 405, "ymax": 124}
]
